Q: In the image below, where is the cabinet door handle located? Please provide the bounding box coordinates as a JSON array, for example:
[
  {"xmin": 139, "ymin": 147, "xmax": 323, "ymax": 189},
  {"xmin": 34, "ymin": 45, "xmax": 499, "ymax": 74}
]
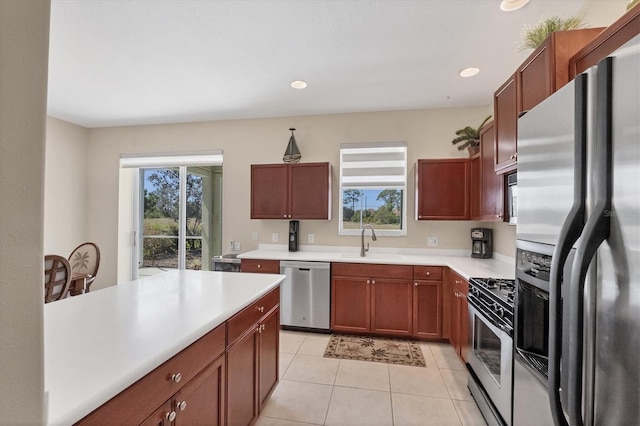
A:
[
  {"xmin": 371, "ymin": 280, "xmax": 376, "ymax": 285},
  {"xmin": 283, "ymin": 214, "xmax": 287, "ymax": 218},
  {"xmin": 178, "ymin": 400, "xmax": 187, "ymax": 411},
  {"xmin": 415, "ymin": 282, "xmax": 419, "ymax": 287},
  {"xmin": 166, "ymin": 411, "xmax": 177, "ymax": 422},
  {"xmin": 367, "ymin": 279, "xmax": 370, "ymax": 284},
  {"xmin": 171, "ymin": 373, "xmax": 182, "ymax": 383}
]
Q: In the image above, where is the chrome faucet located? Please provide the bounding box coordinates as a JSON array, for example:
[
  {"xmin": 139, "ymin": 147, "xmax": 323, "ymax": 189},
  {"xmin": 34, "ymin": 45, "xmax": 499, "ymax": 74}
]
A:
[{"xmin": 360, "ymin": 224, "xmax": 377, "ymax": 257}]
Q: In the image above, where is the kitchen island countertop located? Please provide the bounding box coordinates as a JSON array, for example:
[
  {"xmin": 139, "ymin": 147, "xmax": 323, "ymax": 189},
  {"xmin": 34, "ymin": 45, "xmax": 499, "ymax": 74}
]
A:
[
  {"xmin": 44, "ymin": 269, "xmax": 284, "ymax": 425},
  {"xmin": 238, "ymin": 245, "xmax": 515, "ymax": 280}
]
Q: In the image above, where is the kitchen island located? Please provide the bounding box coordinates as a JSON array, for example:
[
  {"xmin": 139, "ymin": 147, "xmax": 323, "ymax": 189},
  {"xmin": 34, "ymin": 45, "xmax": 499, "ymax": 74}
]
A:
[{"xmin": 44, "ymin": 269, "xmax": 284, "ymax": 425}]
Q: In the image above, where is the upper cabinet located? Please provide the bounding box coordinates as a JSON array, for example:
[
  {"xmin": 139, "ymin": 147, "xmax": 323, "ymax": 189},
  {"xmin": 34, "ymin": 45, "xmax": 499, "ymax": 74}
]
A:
[
  {"xmin": 569, "ymin": 5, "xmax": 640, "ymax": 77},
  {"xmin": 472, "ymin": 122, "xmax": 504, "ymax": 221},
  {"xmin": 517, "ymin": 28, "xmax": 604, "ymax": 113},
  {"xmin": 415, "ymin": 159, "xmax": 470, "ymax": 220},
  {"xmin": 494, "ymin": 73, "xmax": 518, "ymax": 174},
  {"xmin": 493, "ymin": 28, "xmax": 603, "ymax": 174},
  {"xmin": 251, "ymin": 162, "xmax": 332, "ymax": 220}
]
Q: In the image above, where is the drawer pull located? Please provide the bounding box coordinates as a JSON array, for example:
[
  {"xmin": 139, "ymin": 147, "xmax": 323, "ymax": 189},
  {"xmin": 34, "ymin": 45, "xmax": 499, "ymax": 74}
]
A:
[
  {"xmin": 166, "ymin": 411, "xmax": 177, "ymax": 422},
  {"xmin": 171, "ymin": 373, "xmax": 182, "ymax": 383},
  {"xmin": 178, "ymin": 400, "xmax": 187, "ymax": 411},
  {"xmin": 257, "ymin": 306, "xmax": 265, "ymax": 313},
  {"xmin": 257, "ymin": 264, "xmax": 261, "ymax": 268},
  {"xmin": 425, "ymin": 271, "xmax": 430, "ymax": 276}
]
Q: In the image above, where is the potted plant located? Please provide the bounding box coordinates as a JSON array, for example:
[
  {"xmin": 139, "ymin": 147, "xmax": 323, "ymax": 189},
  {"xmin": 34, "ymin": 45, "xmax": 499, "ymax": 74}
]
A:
[
  {"xmin": 519, "ymin": 15, "xmax": 586, "ymax": 50},
  {"xmin": 451, "ymin": 115, "xmax": 492, "ymax": 156}
]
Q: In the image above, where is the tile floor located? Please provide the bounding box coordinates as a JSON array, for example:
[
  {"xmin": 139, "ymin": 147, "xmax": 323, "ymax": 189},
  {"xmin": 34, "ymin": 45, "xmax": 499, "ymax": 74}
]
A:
[{"xmin": 257, "ymin": 330, "xmax": 487, "ymax": 426}]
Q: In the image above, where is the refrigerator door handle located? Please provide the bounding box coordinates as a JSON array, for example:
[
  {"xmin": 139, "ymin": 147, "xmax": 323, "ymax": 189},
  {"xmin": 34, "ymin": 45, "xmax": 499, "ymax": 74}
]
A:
[
  {"xmin": 567, "ymin": 57, "xmax": 613, "ymax": 426},
  {"xmin": 548, "ymin": 73, "xmax": 589, "ymax": 426}
]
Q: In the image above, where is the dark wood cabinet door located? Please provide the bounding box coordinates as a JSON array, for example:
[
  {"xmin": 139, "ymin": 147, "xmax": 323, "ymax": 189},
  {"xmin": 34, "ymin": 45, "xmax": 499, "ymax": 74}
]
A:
[
  {"xmin": 251, "ymin": 164, "xmax": 289, "ymax": 219},
  {"xmin": 416, "ymin": 159, "xmax": 470, "ymax": 220},
  {"xmin": 494, "ymin": 74, "xmax": 518, "ymax": 174},
  {"xmin": 478, "ymin": 122, "xmax": 504, "ymax": 221},
  {"xmin": 174, "ymin": 356, "xmax": 225, "ymax": 426},
  {"xmin": 290, "ymin": 163, "xmax": 331, "ymax": 220},
  {"xmin": 226, "ymin": 329, "xmax": 258, "ymax": 426},
  {"xmin": 331, "ymin": 276, "xmax": 370, "ymax": 333},
  {"xmin": 518, "ymin": 43, "xmax": 553, "ymax": 113},
  {"xmin": 259, "ymin": 307, "xmax": 280, "ymax": 409},
  {"xmin": 141, "ymin": 401, "xmax": 172, "ymax": 426},
  {"xmin": 449, "ymin": 284, "xmax": 461, "ymax": 355},
  {"xmin": 412, "ymin": 280, "xmax": 442, "ymax": 339},
  {"xmin": 459, "ymin": 292, "xmax": 469, "ymax": 363},
  {"xmin": 470, "ymin": 155, "xmax": 481, "ymax": 220},
  {"xmin": 370, "ymin": 278, "xmax": 412, "ymax": 336}
]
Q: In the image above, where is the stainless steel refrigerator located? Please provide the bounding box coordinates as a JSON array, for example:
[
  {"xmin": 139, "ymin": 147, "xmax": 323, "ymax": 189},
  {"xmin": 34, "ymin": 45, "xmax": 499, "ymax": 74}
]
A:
[{"xmin": 514, "ymin": 34, "xmax": 639, "ymax": 426}]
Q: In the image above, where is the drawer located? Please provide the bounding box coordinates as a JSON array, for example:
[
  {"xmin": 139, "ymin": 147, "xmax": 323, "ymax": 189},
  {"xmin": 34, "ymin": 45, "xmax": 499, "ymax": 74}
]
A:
[
  {"xmin": 413, "ymin": 266, "xmax": 443, "ymax": 281},
  {"xmin": 241, "ymin": 258, "xmax": 281, "ymax": 274},
  {"xmin": 77, "ymin": 324, "xmax": 225, "ymax": 425},
  {"xmin": 332, "ymin": 263, "xmax": 413, "ymax": 280},
  {"xmin": 227, "ymin": 286, "xmax": 280, "ymax": 346},
  {"xmin": 449, "ymin": 270, "xmax": 469, "ymax": 295}
]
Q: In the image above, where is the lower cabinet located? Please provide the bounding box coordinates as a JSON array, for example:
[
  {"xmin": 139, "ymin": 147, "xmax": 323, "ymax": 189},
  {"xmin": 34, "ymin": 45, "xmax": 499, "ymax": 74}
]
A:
[
  {"xmin": 142, "ymin": 356, "xmax": 226, "ymax": 426},
  {"xmin": 332, "ymin": 263, "xmax": 444, "ymax": 340},
  {"xmin": 226, "ymin": 304, "xmax": 280, "ymax": 426},
  {"xmin": 447, "ymin": 270, "xmax": 469, "ymax": 362},
  {"xmin": 412, "ymin": 266, "xmax": 443, "ymax": 339}
]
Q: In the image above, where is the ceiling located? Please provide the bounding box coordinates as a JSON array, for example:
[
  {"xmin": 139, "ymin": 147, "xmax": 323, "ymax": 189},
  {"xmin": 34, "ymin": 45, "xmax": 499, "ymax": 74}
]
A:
[{"xmin": 47, "ymin": 0, "xmax": 628, "ymax": 128}]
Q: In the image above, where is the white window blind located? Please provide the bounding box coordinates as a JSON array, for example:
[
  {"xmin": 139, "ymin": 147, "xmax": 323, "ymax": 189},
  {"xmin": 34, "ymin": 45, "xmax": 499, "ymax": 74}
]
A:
[
  {"xmin": 340, "ymin": 142, "xmax": 407, "ymax": 188},
  {"xmin": 120, "ymin": 150, "xmax": 223, "ymax": 168}
]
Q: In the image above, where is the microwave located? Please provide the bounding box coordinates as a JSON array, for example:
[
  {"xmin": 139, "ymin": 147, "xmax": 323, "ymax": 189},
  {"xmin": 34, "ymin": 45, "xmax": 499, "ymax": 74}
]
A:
[{"xmin": 507, "ymin": 173, "xmax": 517, "ymax": 225}]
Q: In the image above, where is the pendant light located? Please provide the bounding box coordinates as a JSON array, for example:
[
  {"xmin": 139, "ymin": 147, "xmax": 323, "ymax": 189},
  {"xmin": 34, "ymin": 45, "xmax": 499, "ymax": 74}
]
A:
[{"xmin": 283, "ymin": 128, "xmax": 302, "ymax": 163}]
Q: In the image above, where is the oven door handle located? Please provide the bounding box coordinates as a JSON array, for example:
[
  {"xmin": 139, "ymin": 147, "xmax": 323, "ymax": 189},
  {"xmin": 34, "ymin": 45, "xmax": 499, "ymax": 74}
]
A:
[{"xmin": 548, "ymin": 73, "xmax": 588, "ymax": 426}]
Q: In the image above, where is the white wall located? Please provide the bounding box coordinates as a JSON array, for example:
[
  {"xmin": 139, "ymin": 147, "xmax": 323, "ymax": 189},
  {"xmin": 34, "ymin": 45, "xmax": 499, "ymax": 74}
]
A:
[
  {"xmin": 44, "ymin": 117, "xmax": 89, "ymax": 256},
  {"xmin": 0, "ymin": 1, "xmax": 50, "ymax": 423},
  {"xmin": 84, "ymin": 105, "xmax": 522, "ymax": 289}
]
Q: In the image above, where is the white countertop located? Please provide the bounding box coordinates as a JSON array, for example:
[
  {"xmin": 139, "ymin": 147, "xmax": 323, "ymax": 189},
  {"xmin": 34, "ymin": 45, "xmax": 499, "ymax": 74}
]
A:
[
  {"xmin": 44, "ymin": 270, "xmax": 284, "ymax": 425},
  {"xmin": 238, "ymin": 244, "xmax": 515, "ymax": 280}
]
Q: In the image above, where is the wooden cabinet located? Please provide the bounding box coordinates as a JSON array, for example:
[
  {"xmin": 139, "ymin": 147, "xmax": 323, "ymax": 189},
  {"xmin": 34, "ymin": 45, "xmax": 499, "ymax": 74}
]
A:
[
  {"xmin": 415, "ymin": 159, "xmax": 471, "ymax": 220},
  {"xmin": 331, "ymin": 263, "xmax": 413, "ymax": 337},
  {"xmin": 226, "ymin": 288, "xmax": 280, "ymax": 426},
  {"xmin": 250, "ymin": 162, "xmax": 332, "ymax": 220},
  {"xmin": 447, "ymin": 269, "xmax": 469, "ymax": 362},
  {"xmin": 240, "ymin": 258, "xmax": 280, "ymax": 274},
  {"xmin": 570, "ymin": 5, "xmax": 639, "ymax": 78},
  {"xmin": 78, "ymin": 325, "xmax": 226, "ymax": 425},
  {"xmin": 494, "ymin": 29, "xmax": 603, "ymax": 175},
  {"xmin": 472, "ymin": 122, "xmax": 504, "ymax": 221},
  {"xmin": 517, "ymin": 28, "xmax": 604, "ymax": 113},
  {"xmin": 493, "ymin": 73, "xmax": 518, "ymax": 174},
  {"xmin": 412, "ymin": 266, "xmax": 443, "ymax": 339}
]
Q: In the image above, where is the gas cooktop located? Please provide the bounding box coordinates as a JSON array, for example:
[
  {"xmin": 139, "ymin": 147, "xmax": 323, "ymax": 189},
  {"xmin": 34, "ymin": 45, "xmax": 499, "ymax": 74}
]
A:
[{"xmin": 469, "ymin": 277, "xmax": 516, "ymax": 306}]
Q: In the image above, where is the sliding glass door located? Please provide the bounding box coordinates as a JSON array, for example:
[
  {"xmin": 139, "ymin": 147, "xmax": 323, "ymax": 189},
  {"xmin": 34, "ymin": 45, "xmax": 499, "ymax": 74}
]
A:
[{"xmin": 137, "ymin": 165, "xmax": 222, "ymax": 278}]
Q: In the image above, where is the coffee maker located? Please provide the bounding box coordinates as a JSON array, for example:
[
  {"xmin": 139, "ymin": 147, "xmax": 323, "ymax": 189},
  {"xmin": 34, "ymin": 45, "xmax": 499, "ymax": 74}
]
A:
[
  {"xmin": 288, "ymin": 220, "xmax": 299, "ymax": 252},
  {"xmin": 471, "ymin": 228, "xmax": 492, "ymax": 259}
]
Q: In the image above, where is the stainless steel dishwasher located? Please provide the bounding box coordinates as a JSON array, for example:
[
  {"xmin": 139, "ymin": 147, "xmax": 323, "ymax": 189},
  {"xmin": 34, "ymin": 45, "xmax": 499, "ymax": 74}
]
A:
[{"xmin": 279, "ymin": 261, "xmax": 330, "ymax": 332}]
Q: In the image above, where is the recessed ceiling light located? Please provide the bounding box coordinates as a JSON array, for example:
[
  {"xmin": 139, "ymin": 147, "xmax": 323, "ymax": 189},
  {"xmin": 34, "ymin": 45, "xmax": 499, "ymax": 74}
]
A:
[
  {"xmin": 459, "ymin": 67, "xmax": 480, "ymax": 78},
  {"xmin": 290, "ymin": 80, "xmax": 308, "ymax": 89},
  {"xmin": 500, "ymin": 0, "xmax": 529, "ymax": 12}
]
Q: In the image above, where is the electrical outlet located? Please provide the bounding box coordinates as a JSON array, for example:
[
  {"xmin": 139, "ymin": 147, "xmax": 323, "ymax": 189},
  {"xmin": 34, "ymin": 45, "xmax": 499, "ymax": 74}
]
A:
[
  {"xmin": 308, "ymin": 234, "xmax": 315, "ymax": 243},
  {"xmin": 272, "ymin": 232, "xmax": 279, "ymax": 242},
  {"xmin": 427, "ymin": 236, "xmax": 439, "ymax": 247},
  {"xmin": 252, "ymin": 232, "xmax": 259, "ymax": 241},
  {"xmin": 229, "ymin": 241, "xmax": 234, "ymax": 250},
  {"xmin": 233, "ymin": 241, "xmax": 241, "ymax": 251}
]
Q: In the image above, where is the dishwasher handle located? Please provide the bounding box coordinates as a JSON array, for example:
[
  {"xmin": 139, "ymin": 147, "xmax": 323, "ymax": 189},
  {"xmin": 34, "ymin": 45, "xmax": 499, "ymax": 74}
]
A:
[{"xmin": 280, "ymin": 261, "xmax": 330, "ymax": 271}]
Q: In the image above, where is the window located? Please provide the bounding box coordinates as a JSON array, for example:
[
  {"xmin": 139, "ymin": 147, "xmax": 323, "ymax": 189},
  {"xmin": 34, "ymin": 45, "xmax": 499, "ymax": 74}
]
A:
[
  {"xmin": 339, "ymin": 142, "xmax": 407, "ymax": 236},
  {"xmin": 120, "ymin": 152, "xmax": 223, "ymax": 279}
]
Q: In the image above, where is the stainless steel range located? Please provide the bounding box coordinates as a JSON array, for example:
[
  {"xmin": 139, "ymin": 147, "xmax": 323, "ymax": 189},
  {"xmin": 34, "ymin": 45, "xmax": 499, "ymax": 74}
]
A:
[{"xmin": 467, "ymin": 277, "xmax": 515, "ymax": 426}]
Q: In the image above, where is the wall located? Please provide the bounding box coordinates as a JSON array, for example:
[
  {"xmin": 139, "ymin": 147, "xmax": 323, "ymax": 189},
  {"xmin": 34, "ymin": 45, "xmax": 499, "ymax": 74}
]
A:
[
  {"xmin": 85, "ymin": 105, "xmax": 522, "ymax": 289},
  {"xmin": 44, "ymin": 117, "xmax": 89, "ymax": 256},
  {"xmin": 0, "ymin": 1, "xmax": 50, "ymax": 423}
]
